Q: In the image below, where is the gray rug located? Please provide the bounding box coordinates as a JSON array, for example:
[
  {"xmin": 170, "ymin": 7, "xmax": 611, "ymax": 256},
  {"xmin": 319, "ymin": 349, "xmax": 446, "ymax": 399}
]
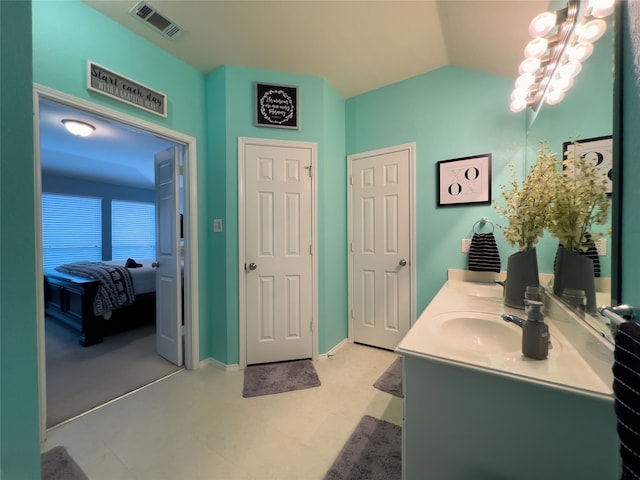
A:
[
  {"xmin": 242, "ymin": 359, "xmax": 321, "ymax": 397},
  {"xmin": 373, "ymin": 356, "xmax": 403, "ymax": 398},
  {"xmin": 41, "ymin": 446, "xmax": 88, "ymax": 480},
  {"xmin": 324, "ymin": 415, "xmax": 401, "ymax": 480}
]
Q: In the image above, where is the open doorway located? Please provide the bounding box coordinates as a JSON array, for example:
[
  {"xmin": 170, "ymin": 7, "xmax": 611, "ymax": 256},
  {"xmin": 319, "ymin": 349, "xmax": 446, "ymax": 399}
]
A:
[{"xmin": 34, "ymin": 86, "xmax": 199, "ymax": 432}]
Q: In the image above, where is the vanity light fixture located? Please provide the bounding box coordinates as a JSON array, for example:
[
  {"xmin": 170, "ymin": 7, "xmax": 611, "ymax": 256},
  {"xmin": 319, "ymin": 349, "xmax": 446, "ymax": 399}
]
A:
[
  {"xmin": 510, "ymin": 0, "xmax": 615, "ymax": 113},
  {"xmin": 61, "ymin": 119, "xmax": 96, "ymax": 137}
]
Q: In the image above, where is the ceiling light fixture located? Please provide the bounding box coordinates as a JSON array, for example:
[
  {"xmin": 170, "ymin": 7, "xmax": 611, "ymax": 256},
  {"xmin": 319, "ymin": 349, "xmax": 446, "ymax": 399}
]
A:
[
  {"xmin": 509, "ymin": 0, "xmax": 614, "ymax": 113},
  {"xmin": 61, "ymin": 119, "xmax": 96, "ymax": 137}
]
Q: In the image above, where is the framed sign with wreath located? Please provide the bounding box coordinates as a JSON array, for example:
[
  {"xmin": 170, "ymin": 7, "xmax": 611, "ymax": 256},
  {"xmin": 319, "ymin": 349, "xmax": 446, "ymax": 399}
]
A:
[{"xmin": 255, "ymin": 82, "xmax": 298, "ymax": 129}]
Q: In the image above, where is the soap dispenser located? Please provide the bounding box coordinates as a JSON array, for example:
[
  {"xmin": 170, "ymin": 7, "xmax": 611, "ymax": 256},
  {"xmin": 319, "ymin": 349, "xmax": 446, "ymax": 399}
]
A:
[{"xmin": 522, "ymin": 300, "xmax": 548, "ymax": 360}]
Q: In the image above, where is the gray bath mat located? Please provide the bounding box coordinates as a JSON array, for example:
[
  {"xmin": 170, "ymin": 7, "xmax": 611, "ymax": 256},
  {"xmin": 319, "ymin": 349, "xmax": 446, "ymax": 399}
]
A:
[
  {"xmin": 242, "ymin": 359, "xmax": 321, "ymax": 397},
  {"xmin": 373, "ymin": 356, "xmax": 403, "ymax": 398},
  {"xmin": 41, "ymin": 446, "xmax": 88, "ymax": 480},
  {"xmin": 324, "ymin": 415, "xmax": 401, "ymax": 480}
]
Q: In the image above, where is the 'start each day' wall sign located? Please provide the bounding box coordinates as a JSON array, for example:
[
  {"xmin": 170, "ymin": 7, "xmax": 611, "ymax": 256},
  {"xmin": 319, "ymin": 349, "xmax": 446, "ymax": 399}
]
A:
[
  {"xmin": 255, "ymin": 82, "xmax": 298, "ymax": 129},
  {"xmin": 87, "ymin": 61, "xmax": 167, "ymax": 117}
]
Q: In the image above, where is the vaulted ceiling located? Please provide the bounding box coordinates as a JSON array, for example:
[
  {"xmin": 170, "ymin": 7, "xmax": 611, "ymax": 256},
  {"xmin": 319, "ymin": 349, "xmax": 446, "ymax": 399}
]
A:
[
  {"xmin": 84, "ymin": 0, "xmax": 547, "ymax": 98},
  {"xmin": 43, "ymin": 1, "xmax": 549, "ymax": 187}
]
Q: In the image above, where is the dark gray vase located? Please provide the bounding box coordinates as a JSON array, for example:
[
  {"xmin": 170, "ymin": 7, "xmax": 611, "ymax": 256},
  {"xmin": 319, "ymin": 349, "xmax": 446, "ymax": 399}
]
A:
[
  {"xmin": 504, "ymin": 248, "xmax": 539, "ymax": 309},
  {"xmin": 553, "ymin": 246, "xmax": 597, "ymax": 314}
]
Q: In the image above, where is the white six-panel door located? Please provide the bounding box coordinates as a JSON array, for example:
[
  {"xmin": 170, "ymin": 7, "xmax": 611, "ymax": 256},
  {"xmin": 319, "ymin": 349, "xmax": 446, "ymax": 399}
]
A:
[
  {"xmin": 155, "ymin": 146, "xmax": 183, "ymax": 366},
  {"xmin": 241, "ymin": 139, "xmax": 315, "ymax": 365},
  {"xmin": 349, "ymin": 144, "xmax": 415, "ymax": 350}
]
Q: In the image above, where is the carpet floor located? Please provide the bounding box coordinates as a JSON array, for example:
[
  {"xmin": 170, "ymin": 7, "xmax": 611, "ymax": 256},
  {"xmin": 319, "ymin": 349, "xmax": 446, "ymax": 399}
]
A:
[
  {"xmin": 45, "ymin": 317, "xmax": 182, "ymax": 427},
  {"xmin": 242, "ymin": 359, "xmax": 321, "ymax": 397},
  {"xmin": 41, "ymin": 446, "xmax": 88, "ymax": 480},
  {"xmin": 324, "ymin": 415, "xmax": 401, "ymax": 480},
  {"xmin": 373, "ymin": 356, "xmax": 404, "ymax": 398}
]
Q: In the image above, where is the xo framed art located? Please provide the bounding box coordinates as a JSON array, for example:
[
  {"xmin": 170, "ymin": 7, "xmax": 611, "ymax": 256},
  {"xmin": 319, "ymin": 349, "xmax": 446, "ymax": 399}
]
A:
[
  {"xmin": 437, "ymin": 153, "xmax": 492, "ymax": 206},
  {"xmin": 562, "ymin": 135, "xmax": 612, "ymax": 195}
]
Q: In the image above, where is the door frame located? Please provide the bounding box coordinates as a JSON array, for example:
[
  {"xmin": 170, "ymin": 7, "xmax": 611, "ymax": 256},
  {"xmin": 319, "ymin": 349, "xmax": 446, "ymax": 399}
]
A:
[
  {"xmin": 33, "ymin": 84, "xmax": 200, "ymax": 439},
  {"xmin": 238, "ymin": 137, "xmax": 318, "ymax": 368},
  {"xmin": 347, "ymin": 142, "xmax": 417, "ymax": 343}
]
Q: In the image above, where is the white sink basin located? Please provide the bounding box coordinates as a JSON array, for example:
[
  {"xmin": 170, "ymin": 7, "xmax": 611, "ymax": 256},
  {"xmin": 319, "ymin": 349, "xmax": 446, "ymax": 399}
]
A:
[
  {"xmin": 459, "ymin": 283, "xmax": 503, "ymax": 299},
  {"xmin": 437, "ymin": 312, "xmax": 521, "ymax": 353}
]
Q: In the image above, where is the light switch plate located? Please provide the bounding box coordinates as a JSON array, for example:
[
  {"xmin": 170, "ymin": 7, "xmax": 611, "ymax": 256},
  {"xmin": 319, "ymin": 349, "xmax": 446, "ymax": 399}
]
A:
[
  {"xmin": 595, "ymin": 238, "xmax": 606, "ymax": 256},
  {"xmin": 461, "ymin": 238, "xmax": 471, "ymax": 253}
]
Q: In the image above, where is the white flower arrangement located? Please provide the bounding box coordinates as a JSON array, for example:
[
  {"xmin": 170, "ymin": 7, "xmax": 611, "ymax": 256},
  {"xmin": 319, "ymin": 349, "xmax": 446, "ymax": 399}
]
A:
[
  {"xmin": 546, "ymin": 140, "xmax": 610, "ymax": 252},
  {"xmin": 495, "ymin": 141, "xmax": 558, "ymax": 252}
]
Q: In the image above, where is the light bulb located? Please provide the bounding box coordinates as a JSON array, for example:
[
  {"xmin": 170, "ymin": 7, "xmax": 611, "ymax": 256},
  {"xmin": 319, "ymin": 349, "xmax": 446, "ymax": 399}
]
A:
[
  {"xmin": 546, "ymin": 88, "xmax": 565, "ymax": 105},
  {"xmin": 589, "ymin": 0, "xmax": 614, "ymax": 18},
  {"xmin": 511, "ymin": 87, "xmax": 529, "ymax": 102},
  {"xmin": 558, "ymin": 61, "xmax": 582, "ymax": 79},
  {"xmin": 524, "ymin": 37, "xmax": 549, "ymax": 59},
  {"xmin": 510, "ymin": 98, "xmax": 527, "ymax": 113},
  {"xmin": 515, "ymin": 73, "xmax": 535, "ymax": 89},
  {"xmin": 567, "ymin": 42, "xmax": 594, "ymax": 62},
  {"xmin": 551, "ymin": 76, "xmax": 574, "ymax": 92},
  {"xmin": 519, "ymin": 57, "xmax": 541, "ymax": 75},
  {"xmin": 577, "ymin": 19, "xmax": 607, "ymax": 43},
  {"xmin": 529, "ymin": 11, "xmax": 557, "ymax": 37}
]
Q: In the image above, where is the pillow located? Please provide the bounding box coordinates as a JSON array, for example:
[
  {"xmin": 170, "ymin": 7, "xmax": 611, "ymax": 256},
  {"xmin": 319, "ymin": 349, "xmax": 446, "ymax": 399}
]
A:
[{"xmin": 125, "ymin": 258, "xmax": 142, "ymax": 268}]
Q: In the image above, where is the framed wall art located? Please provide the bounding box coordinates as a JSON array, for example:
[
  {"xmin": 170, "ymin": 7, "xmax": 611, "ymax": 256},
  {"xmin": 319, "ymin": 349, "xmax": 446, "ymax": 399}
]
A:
[
  {"xmin": 562, "ymin": 135, "xmax": 613, "ymax": 195},
  {"xmin": 437, "ymin": 154, "xmax": 492, "ymax": 206},
  {"xmin": 255, "ymin": 82, "xmax": 298, "ymax": 129}
]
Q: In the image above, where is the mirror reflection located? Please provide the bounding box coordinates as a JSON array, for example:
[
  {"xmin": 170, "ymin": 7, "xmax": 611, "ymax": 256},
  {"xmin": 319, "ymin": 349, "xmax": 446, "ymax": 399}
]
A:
[{"xmin": 524, "ymin": 11, "xmax": 614, "ymax": 336}]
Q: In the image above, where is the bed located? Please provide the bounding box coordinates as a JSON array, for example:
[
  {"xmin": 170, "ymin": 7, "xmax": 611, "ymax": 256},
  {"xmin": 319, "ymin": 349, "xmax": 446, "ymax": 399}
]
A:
[{"xmin": 43, "ymin": 259, "xmax": 157, "ymax": 346}]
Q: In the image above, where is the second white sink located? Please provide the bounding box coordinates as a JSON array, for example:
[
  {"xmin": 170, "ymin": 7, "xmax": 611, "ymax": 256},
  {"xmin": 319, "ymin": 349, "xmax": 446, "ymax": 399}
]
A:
[{"xmin": 436, "ymin": 312, "xmax": 521, "ymax": 353}]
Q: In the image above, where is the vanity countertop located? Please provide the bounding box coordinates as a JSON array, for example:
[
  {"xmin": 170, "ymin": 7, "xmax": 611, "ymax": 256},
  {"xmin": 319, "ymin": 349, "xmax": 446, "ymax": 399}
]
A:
[{"xmin": 396, "ymin": 276, "xmax": 614, "ymax": 398}]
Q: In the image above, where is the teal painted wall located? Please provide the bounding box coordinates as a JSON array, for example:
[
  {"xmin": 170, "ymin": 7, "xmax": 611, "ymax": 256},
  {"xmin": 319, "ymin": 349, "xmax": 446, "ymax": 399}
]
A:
[
  {"xmin": 620, "ymin": 3, "xmax": 640, "ymax": 305},
  {"xmin": 526, "ymin": 26, "xmax": 614, "ymax": 278},
  {"xmin": 205, "ymin": 66, "xmax": 347, "ymax": 364},
  {"xmin": 31, "ymin": 1, "xmax": 211, "ymax": 356},
  {"xmin": 0, "ymin": 2, "xmax": 41, "ymax": 478},
  {"xmin": 346, "ymin": 66, "xmax": 526, "ymax": 312}
]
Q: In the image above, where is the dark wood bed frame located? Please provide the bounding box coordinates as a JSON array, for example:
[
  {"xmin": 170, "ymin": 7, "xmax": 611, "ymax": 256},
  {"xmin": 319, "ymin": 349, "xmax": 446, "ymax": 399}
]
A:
[{"xmin": 44, "ymin": 271, "xmax": 156, "ymax": 346}]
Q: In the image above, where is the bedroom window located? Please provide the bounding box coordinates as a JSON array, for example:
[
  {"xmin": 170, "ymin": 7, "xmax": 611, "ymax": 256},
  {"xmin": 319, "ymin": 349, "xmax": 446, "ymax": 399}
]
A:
[
  {"xmin": 112, "ymin": 200, "xmax": 156, "ymax": 260},
  {"xmin": 42, "ymin": 193, "xmax": 102, "ymax": 269}
]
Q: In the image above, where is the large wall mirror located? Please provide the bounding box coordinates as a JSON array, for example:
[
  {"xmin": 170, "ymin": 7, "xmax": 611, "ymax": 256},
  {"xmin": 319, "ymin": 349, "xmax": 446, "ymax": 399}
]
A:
[{"xmin": 524, "ymin": 9, "xmax": 615, "ymax": 324}]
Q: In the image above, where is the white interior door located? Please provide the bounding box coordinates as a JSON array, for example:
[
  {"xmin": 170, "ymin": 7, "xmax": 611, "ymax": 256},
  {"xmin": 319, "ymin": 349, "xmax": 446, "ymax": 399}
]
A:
[
  {"xmin": 349, "ymin": 144, "xmax": 415, "ymax": 350},
  {"xmin": 243, "ymin": 141, "xmax": 314, "ymax": 365},
  {"xmin": 155, "ymin": 146, "xmax": 183, "ymax": 366}
]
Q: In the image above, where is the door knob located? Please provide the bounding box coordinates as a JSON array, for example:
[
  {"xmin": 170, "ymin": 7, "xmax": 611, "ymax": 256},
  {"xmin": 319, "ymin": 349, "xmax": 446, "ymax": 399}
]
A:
[
  {"xmin": 399, "ymin": 259, "xmax": 407, "ymax": 267},
  {"xmin": 151, "ymin": 261, "xmax": 159, "ymax": 268},
  {"xmin": 248, "ymin": 262, "xmax": 257, "ymax": 271}
]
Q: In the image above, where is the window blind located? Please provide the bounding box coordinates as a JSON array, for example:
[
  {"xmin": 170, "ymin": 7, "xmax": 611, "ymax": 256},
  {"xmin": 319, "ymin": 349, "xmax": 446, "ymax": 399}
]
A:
[
  {"xmin": 42, "ymin": 193, "xmax": 102, "ymax": 269},
  {"xmin": 112, "ymin": 200, "xmax": 156, "ymax": 260}
]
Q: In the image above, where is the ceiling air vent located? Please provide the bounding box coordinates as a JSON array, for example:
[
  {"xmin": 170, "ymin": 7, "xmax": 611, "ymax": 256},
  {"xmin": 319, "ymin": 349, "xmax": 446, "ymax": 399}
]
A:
[{"xmin": 129, "ymin": 1, "xmax": 184, "ymax": 40}]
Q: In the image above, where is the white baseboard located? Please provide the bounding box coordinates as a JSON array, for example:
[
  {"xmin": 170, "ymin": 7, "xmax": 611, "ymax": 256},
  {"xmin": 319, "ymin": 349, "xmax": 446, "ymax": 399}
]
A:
[
  {"xmin": 199, "ymin": 357, "xmax": 240, "ymax": 371},
  {"xmin": 318, "ymin": 338, "xmax": 348, "ymax": 360}
]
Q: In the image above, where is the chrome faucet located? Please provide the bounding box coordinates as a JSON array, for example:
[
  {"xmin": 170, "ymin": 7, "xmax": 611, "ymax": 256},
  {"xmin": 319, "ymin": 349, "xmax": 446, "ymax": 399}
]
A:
[
  {"xmin": 502, "ymin": 313, "xmax": 552, "ymax": 349},
  {"xmin": 598, "ymin": 304, "xmax": 640, "ymax": 321},
  {"xmin": 597, "ymin": 305, "xmax": 640, "ymax": 338},
  {"xmin": 501, "ymin": 313, "xmax": 525, "ymax": 328}
]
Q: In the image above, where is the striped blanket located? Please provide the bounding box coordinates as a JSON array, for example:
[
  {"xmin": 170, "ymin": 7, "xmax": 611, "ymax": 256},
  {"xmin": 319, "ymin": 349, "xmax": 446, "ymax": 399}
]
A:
[{"xmin": 55, "ymin": 261, "xmax": 136, "ymax": 316}]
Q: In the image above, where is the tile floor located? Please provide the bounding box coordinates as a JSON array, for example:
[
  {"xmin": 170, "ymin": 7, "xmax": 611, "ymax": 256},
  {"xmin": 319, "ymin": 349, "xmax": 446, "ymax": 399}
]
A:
[{"xmin": 42, "ymin": 343, "xmax": 403, "ymax": 480}]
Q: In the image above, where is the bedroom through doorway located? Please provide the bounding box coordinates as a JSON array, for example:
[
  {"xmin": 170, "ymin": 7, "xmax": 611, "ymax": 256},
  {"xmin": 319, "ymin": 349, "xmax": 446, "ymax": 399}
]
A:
[{"xmin": 37, "ymin": 94, "xmax": 188, "ymax": 429}]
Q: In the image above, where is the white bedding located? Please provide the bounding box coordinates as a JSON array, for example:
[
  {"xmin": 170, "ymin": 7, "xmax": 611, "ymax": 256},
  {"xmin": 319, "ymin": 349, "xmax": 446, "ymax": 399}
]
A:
[{"xmin": 105, "ymin": 259, "xmax": 156, "ymax": 295}]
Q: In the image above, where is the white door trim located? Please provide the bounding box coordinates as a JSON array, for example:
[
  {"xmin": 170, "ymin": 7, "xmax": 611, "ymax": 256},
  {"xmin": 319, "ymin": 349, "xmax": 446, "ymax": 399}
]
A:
[
  {"xmin": 347, "ymin": 142, "xmax": 417, "ymax": 343},
  {"xmin": 238, "ymin": 137, "xmax": 318, "ymax": 368},
  {"xmin": 33, "ymin": 84, "xmax": 200, "ymax": 440}
]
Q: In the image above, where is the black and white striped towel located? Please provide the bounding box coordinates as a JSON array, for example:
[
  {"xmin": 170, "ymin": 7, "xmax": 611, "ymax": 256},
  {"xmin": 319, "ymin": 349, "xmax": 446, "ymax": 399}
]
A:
[
  {"xmin": 467, "ymin": 232, "xmax": 501, "ymax": 273},
  {"xmin": 613, "ymin": 321, "xmax": 640, "ymax": 479}
]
